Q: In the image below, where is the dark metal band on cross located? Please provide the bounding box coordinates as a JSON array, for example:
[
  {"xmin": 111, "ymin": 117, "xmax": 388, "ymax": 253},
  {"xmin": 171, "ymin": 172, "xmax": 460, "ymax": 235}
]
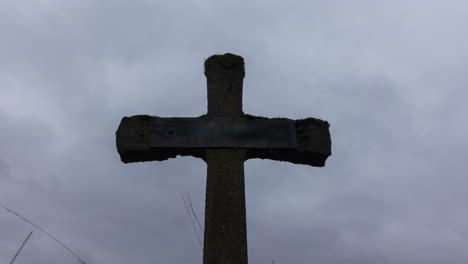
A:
[{"xmin": 116, "ymin": 53, "xmax": 332, "ymax": 264}]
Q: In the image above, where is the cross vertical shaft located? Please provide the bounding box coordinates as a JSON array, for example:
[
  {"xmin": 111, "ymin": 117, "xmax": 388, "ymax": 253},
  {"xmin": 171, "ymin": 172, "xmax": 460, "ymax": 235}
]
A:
[{"xmin": 203, "ymin": 54, "xmax": 248, "ymax": 264}]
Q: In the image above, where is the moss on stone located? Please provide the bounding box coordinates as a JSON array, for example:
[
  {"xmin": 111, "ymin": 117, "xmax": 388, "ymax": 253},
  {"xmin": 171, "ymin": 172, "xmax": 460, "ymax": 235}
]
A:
[
  {"xmin": 133, "ymin": 114, "xmax": 155, "ymax": 121},
  {"xmin": 204, "ymin": 53, "xmax": 244, "ymax": 71}
]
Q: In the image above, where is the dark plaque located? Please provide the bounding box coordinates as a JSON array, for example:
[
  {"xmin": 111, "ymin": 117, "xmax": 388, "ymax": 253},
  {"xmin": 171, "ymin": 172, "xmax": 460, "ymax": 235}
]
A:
[{"xmin": 150, "ymin": 117, "xmax": 298, "ymax": 148}]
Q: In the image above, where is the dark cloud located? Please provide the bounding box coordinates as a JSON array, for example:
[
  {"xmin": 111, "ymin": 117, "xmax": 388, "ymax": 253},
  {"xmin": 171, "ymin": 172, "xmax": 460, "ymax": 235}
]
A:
[{"xmin": 1, "ymin": 0, "xmax": 467, "ymax": 263}]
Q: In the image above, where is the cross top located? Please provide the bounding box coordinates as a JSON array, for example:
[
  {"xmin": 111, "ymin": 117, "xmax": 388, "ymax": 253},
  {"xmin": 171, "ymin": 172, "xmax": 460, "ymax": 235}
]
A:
[
  {"xmin": 116, "ymin": 53, "xmax": 332, "ymax": 264},
  {"xmin": 205, "ymin": 53, "xmax": 245, "ymax": 117}
]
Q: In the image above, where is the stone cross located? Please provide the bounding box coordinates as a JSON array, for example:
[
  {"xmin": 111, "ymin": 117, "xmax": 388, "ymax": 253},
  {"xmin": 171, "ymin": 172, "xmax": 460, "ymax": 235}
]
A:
[{"xmin": 115, "ymin": 53, "xmax": 331, "ymax": 264}]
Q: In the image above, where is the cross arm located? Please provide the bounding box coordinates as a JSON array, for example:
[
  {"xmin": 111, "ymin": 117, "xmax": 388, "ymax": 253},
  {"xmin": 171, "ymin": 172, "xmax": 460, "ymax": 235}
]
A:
[
  {"xmin": 244, "ymin": 114, "xmax": 331, "ymax": 167},
  {"xmin": 115, "ymin": 114, "xmax": 331, "ymax": 166}
]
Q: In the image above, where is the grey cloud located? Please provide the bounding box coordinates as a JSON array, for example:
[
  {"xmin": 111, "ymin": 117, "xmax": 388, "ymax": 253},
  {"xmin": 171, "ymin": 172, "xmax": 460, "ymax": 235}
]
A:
[{"xmin": 1, "ymin": 0, "xmax": 468, "ymax": 263}]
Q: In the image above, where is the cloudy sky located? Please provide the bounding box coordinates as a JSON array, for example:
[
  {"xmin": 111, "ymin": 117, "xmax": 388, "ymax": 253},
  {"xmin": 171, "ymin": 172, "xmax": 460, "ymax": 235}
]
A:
[{"xmin": 1, "ymin": 0, "xmax": 467, "ymax": 263}]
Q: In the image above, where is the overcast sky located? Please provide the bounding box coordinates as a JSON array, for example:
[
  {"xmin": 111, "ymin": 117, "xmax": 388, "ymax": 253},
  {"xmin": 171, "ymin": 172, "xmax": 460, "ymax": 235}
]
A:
[{"xmin": 1, "ymin": 0, "xmax": 467, "ymax": 263}]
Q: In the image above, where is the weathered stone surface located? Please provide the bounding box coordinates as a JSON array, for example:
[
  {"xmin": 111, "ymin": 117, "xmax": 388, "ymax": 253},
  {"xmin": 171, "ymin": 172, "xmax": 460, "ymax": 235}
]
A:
[
  {"xmin": 246, "ymin": 116, "xmax": 331, "ymax": 167},
  {"xmin": 116, "ymin": 114, "xmax": 331, "ymax": 166},
  {"xmin": 203, "ymin": 149, "xmax": 247, "ymax": 264},
  {"xmin": 116, "ymin": 115, "xmax": 205, "ymax": 163},
  {"xmin": 205, "ymin": 53, "xmax": 245, "ymax": 117}
]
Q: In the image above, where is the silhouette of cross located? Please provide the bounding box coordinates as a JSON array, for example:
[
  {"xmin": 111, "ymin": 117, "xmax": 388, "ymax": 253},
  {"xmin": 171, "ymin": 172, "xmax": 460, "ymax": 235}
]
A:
[{"xmin": 116, "ymin": 53, "xmax": 332, "ymax": 264}]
